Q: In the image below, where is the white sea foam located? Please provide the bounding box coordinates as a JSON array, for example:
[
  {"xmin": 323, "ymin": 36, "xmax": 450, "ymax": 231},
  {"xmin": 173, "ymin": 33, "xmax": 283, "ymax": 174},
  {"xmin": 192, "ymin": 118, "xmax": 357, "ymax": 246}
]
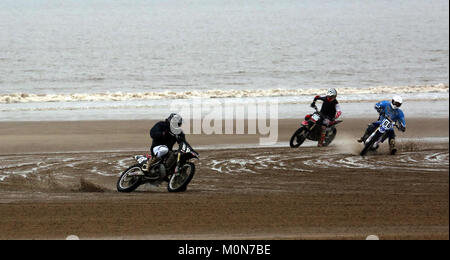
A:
[{"xmin": 1, "ymin": 84, "xmax": 448, "ymax": 104}]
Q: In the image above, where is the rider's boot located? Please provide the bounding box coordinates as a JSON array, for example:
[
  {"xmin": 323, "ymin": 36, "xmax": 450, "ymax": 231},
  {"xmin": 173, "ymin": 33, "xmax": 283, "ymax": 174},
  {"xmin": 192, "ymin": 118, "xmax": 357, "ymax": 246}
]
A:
[
  {"xmin": 389, "ymin": 139, "xmax": 397, "ymax": 155},
  {"xmin": 357, "ymin": 126, "xmax": 371, "ymax": 143},
  {"xmin": 318, "ymin": 132, "xmax": 326, "ymax": 147},
  {"xmin": 142, "ymin": 156, "xmax": 159, "ymax": 172}
]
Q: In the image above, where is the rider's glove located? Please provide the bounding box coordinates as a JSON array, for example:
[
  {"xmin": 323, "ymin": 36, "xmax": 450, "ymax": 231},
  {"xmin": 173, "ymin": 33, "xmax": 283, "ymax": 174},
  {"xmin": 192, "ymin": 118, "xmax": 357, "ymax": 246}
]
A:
[
  {"xmin": 310, "ymin": 102, "xmax": 316, "ymax": 108},
  {"xmin": 375, "ymin": 105, "xmax": 385, "ymax": 115},
  {"xmin": 175, "ymin": 132, "xmax": 185, "ymax": 142}
]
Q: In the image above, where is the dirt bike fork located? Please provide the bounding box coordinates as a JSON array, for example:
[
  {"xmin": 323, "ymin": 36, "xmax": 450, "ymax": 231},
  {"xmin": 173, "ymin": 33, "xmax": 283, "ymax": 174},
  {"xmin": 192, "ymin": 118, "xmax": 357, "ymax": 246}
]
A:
[
  {"xmin": 174, "ymin": 153, "xmax": 182, "ymax": 173},
  {"xmin": 308, "ymin": 123, "xmax": 317, "ymax": 132},
  {"xmin": 367, "ymin": 127, "xmax": 384, "ymax": 149}
]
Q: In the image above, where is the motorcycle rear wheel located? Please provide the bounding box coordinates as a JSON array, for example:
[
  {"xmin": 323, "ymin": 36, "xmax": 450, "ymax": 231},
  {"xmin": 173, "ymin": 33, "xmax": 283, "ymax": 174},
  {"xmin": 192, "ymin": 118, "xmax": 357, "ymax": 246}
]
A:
[
  {"xmin": 117, "ymin": 164, "xmax": 142, "ymax": 192},
  {"xmin": 323, "ymin": 128, "xmax": 337, "ymax": 147},
  {"xmin": 290, "ymin": 127, "xmax": 307, "ymax": 148},
  {"xmin": 360, "ymin": 132, "xmax": 380, "ymax": 156}
]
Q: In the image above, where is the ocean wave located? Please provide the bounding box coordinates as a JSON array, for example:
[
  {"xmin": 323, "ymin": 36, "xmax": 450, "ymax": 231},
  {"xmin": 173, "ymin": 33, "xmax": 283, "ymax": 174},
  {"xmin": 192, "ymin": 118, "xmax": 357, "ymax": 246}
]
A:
[{"xmin": 1, "ymin": 84, "xmax": 448, "ymax": 104}]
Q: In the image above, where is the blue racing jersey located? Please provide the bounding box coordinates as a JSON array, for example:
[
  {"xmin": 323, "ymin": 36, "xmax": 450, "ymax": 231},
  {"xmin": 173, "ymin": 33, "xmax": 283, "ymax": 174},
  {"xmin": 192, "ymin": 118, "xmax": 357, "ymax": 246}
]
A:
[{"xmin": 375, "ymin": 100, "xmax": 406, "ymax": 128}]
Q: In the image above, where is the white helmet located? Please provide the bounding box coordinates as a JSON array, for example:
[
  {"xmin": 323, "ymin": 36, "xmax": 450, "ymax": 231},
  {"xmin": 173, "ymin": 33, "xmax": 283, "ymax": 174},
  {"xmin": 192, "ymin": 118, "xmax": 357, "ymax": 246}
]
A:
[
  {"xmin": 326, "ymin": 88, "xmax": 337, "ymax": 101},
  {"xmin": 391, "ymin": 95, "xmax": 403, "ymax": 110}
]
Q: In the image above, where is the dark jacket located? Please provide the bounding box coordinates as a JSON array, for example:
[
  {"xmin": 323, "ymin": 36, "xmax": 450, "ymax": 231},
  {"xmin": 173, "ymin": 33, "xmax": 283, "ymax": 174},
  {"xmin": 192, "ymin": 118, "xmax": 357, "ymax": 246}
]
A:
[
  {"xmin": 150, "ymin": 121, "xmax": 185, "ymax": 154},
  {"xmin": 313, "ymin": 96, "xmax": 340, "ymax": 119}
]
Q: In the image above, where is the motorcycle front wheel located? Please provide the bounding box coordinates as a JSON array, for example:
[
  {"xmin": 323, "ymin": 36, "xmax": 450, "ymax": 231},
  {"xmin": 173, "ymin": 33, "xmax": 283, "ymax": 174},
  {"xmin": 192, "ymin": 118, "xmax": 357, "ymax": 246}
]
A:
[
  {"xmin": 168, "ymin": 162, "xmax": 196, "ymax": 192},
  {"xmin": 360, "ymin": 132, "xmax": 381, "ymax": 156},
  {"xmin": 290, "ymin": 127, "xmax": 307, "ymax": 148}
]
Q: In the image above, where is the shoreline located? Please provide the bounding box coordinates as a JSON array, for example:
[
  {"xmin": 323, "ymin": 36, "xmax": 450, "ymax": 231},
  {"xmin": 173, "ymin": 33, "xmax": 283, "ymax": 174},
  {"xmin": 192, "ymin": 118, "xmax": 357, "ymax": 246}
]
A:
[{"xmin": 1, "ymin": 99, "xmax": 448, "ymax": 122}]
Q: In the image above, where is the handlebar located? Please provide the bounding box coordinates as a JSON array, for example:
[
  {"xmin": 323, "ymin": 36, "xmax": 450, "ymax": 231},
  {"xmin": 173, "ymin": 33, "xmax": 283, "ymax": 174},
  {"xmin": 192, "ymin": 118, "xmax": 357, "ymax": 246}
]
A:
[
  {"xmin": 379, "ymin": 112, "xmax": 395, "ymax": 124},
  {"xmin": 189, "ymin": 145, "xmax": 199, "ymax": 155},
  {"xmin": 178, "ymin": 140, "xmax": 199, "ymax": 156},
  {"xmin": 379, "ymin": 113, "xmax": 404, "ymax": 131}
]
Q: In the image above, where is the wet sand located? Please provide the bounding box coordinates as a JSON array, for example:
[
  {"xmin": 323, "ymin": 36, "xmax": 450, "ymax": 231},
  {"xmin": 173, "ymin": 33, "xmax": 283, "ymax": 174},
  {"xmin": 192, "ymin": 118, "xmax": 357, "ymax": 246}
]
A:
[
  {"xmin": 0, "ymin": 118, "xmax": 448, "ymax": 154},
  {"xmin": 0, "ymin": 118, "xmax": 448, "ymax": 240}
]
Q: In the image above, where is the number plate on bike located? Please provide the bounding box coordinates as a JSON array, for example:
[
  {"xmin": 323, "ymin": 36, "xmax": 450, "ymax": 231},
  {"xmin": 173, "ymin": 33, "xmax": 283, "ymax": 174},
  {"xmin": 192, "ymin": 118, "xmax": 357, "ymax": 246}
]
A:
[
  {"xmin": 181, "ymin": 144, "xmax": 191, "ymax": 153},
  {"xmin": 311, "ymin": 114, "xmax": 320, "ymax": 122},
  {"xmin": 136, "ymin": 156, "xmax": 147, "ymax": 164},
  {"xmin": 381, "ymin": 119, "xmax": 392, "ymax": 129}
]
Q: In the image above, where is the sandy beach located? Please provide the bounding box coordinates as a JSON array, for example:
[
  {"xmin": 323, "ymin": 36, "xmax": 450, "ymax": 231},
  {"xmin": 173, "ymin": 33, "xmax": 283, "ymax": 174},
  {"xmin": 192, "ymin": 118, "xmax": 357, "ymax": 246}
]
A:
[
  {"xmin": 0, "ymin": 118, "xmax": 448, "ymax": 240},
  {"xmin": 1, "ymin": 0, "xmax": 448, "ymax": 242}
]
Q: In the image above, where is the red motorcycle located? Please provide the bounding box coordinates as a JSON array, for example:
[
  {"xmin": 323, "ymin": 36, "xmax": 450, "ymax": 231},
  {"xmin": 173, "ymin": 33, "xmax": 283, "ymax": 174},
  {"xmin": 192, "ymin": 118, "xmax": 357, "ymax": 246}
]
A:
[{"xmin": 290, "ymin": 106, "xmax": 342, "ymax": 148}]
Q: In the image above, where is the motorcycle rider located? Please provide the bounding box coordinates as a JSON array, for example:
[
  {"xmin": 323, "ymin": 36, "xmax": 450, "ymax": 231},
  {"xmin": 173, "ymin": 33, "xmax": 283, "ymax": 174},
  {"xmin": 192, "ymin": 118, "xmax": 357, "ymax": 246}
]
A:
[
  {"xmin": 310, "ymin": 88, "xmax": 343, "ymax": 147},
  {"xmin": 357, "ymin": 96, "xmax": 406, "ymax": 155},
  {"xmin": 142, "ymin": 113, "xmax": 185, "ymax": 172}
]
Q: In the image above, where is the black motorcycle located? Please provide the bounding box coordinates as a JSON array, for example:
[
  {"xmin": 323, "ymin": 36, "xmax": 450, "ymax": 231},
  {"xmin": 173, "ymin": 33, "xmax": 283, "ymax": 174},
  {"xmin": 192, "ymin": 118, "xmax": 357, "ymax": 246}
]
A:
[
  {"xmin": 117, "ymin": 140, "xmax": 199, "ymax": 192},
  {"xmin": 290, "ymin": 106, "xmax": 342, "ymax": 148}
]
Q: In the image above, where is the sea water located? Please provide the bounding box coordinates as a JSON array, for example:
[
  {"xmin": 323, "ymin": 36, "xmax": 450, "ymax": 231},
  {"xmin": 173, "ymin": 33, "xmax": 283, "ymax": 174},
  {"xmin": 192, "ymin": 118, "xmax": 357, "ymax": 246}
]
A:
[{"xmin": 0, "ymin": 0, "xmax": 448, "ymax": 121}]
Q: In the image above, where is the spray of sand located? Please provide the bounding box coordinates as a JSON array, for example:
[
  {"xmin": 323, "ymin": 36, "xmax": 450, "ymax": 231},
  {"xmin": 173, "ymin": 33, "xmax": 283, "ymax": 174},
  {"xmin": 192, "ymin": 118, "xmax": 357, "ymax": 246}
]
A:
[
  {"xmin": 72, "ymin": 177, "xmax": 106, "ymax": 193},
  {"xmin": 332, "ymin": 133, "xmax": 363, "ymax": 155}
]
